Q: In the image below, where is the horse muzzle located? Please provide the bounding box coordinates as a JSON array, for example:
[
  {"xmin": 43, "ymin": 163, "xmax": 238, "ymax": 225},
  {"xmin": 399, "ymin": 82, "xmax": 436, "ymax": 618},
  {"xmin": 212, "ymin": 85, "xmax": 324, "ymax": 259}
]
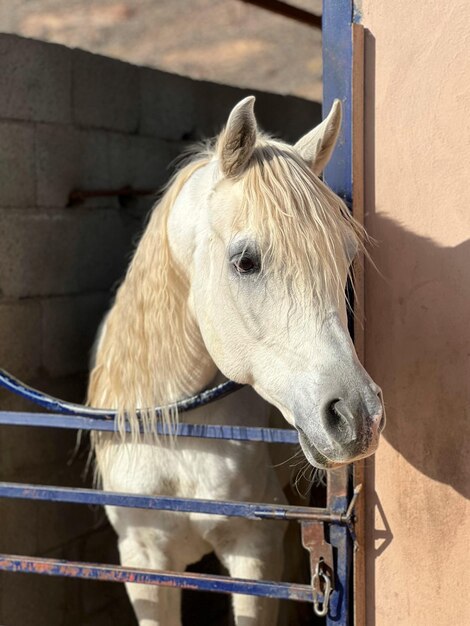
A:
[{"xmin": 296, "ymin": 385, "xmax": 385, "ymax": 468}]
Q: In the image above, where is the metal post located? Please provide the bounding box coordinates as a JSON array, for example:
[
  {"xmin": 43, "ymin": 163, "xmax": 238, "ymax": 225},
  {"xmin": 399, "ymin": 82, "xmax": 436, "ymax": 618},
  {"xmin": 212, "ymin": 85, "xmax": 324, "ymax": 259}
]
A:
[{"xmin": 322, "ymin": 1, "xmax": 361, "ymax": 623}]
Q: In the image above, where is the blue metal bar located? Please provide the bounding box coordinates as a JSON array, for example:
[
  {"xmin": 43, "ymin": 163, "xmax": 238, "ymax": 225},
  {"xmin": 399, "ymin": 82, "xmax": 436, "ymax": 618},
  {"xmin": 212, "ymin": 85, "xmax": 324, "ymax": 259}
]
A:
[
  {"xmin": 322, "ymin": 0, "xmax": 354, "ymax": 205},
  {"xmin": 326, "ymin": 470, "xmax": 352, "ymax": 626},
  {"xmin": 323, "ymin": 2, "xmax": 356, "ymax": 623},
  {"xmin": 0, "ymin": 554, "xmax": 314, "ymax": 602},
  {"xmin": 0, "ymin": 369, "xmax": 244, "ymax": 418},
  {"xmin": 328, "ymin": 518, "xmax": 351, "ymax": 623},
  {"xmin": 0, "ymin": 482, "xmax": 342, "ymax": 523},
  {"xmin": 0, "ymin": 410, "xmax": 299, "ymax": 443}
]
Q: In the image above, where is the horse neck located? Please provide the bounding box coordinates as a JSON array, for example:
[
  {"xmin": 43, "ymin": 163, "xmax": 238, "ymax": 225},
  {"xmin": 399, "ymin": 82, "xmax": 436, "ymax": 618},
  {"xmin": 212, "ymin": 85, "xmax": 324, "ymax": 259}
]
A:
[{"xmin": 88, "ymin": 173, "xmax": 218, "ymax": 415}]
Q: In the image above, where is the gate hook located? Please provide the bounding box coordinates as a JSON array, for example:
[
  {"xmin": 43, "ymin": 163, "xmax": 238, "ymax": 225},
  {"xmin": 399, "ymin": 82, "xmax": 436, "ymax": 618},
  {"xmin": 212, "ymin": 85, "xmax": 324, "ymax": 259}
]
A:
[{"xmin": 312, "ymin": 557, "xmax": 332, "ymax": 617}]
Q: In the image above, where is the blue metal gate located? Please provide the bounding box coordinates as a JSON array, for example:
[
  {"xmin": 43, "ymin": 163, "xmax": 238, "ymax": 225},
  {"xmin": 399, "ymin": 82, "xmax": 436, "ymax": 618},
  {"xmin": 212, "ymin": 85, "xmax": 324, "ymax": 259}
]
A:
[
  {"xmin": 0, "ymin": 368, "xmax": 359, "ymax": 623},
  {"xmin": 0, "ymin": 2, "xmax": 363, "ymax": 623}
]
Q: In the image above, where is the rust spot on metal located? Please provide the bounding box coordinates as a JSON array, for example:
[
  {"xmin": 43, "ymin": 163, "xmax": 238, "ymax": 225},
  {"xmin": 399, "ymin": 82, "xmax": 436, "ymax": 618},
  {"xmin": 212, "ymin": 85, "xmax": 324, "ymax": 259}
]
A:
[{"xmin": 301, "ymin": 521, "xmax": 334, "ymax": 586}]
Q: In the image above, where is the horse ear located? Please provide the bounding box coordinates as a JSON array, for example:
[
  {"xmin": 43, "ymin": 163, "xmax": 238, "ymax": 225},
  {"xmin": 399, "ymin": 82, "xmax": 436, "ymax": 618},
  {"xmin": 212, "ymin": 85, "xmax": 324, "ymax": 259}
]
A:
[
  {"xmin": 218, "ymin": 96, "xmax": 257, "ymax": 178},
  {"xmin": 294, "ymin": 99, "xmax": 342, "ymax": 175}
]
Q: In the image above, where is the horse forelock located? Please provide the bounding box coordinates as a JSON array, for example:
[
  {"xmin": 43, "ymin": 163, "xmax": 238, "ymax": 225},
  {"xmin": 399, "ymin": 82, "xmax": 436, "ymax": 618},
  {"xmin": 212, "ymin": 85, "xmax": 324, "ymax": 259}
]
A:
[{"xmin": 237, "ymin": 137, "xmax": 367, "ymax": 310}]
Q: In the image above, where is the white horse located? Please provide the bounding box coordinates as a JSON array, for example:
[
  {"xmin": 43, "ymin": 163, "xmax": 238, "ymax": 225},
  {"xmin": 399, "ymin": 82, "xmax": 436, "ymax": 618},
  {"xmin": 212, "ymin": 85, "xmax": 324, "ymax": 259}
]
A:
[{"xmin": 88, "ymin": 96, "xmax": 384, "ymax": 626}]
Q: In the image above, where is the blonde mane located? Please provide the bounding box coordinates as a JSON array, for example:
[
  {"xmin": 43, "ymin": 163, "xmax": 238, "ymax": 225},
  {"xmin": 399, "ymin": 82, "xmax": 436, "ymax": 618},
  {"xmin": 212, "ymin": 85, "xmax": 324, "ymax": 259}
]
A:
[
  {"xmin": 88, "ymin": 155, "xmax": 213, "ymax": 438},
  {"xmin": 237, "ymin": 137, "xmax": 365, "ymax": 308},
  {"xmin": 88, "ymin": 134, "xmax": 365, "ymax": 440}
]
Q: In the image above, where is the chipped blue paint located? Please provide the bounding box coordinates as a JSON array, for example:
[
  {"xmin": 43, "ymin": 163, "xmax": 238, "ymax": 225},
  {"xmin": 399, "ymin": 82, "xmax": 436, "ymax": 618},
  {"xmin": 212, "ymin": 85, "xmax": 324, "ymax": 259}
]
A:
[
  {"xmin": 323, "ymin": 1, "xmax": 356, "ymax": 623},
  {"xmin": 0, "ymin": 482, "xmax": 344, "ymax": 523},
  {"xmin": 352, "ymin": 1, "xmax": 363, "ymax": 24},
  {"xmin": 0, "ymin": 410, "xmax": 299, "ymax": 443},
  {"xmin": 328, "ymin": 493, "xmax": 352, "ymax": 625},
  {"xmin": 323, "ymin": 0, "xmax": 354, "ymax": 205},
  {"xmin": 0, "ymin": 554, "xmax": 316, "ymax": 603}
]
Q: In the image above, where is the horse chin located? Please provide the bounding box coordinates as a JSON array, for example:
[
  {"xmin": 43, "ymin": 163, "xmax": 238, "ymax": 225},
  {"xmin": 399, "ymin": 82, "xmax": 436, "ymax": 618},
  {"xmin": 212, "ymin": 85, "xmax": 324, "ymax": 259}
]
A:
[
  {"xmin": 297, "ymin": 429, "xmax": 346, "ymax": 470},
  {"xmin": 298, "ymin": 427, "xmax": 380, "ymax": 469}
]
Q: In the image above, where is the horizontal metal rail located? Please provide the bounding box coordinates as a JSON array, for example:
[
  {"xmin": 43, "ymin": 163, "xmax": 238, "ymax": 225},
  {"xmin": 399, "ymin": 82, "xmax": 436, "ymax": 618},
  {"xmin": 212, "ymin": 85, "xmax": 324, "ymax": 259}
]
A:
[
  {"xmin": 0, "ymin": 482, "xmax": 343, "ymax": 523},
  {"xmin": 0, "ymin": 368, "xmax": 244, "ymax": 418},
  {"xmin": 0, "ymin": 554, "xmax": 314, "ymax": 602},
  {"xmin": 0, "ymin": 411, "xmax": 299, "ymax": 443}
]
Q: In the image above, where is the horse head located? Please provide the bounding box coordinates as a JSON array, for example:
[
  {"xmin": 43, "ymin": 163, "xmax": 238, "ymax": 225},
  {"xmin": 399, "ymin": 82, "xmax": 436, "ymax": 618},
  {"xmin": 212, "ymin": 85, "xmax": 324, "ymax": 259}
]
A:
[{"xmin": 167, "ymin": 96, "xmax": 385, "ymax": 468}]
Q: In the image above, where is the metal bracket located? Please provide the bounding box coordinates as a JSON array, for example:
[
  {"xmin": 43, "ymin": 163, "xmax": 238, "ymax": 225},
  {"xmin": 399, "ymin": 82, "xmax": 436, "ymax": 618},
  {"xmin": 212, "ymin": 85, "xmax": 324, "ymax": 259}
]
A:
[
  {"xmin": 301, "ymin": 483, "xmax": 362, "ymax": 618},
  {"xmin": 301, "ymin": 520, "xmax": 334, "ymax": 617}
]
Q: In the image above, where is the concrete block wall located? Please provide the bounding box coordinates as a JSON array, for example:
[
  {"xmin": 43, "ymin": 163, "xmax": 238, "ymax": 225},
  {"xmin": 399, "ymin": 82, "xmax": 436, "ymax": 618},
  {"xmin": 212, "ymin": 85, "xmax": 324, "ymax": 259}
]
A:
[{"xmin": 0, "ymin": 33, "xmax": 320, "ymax": 626}]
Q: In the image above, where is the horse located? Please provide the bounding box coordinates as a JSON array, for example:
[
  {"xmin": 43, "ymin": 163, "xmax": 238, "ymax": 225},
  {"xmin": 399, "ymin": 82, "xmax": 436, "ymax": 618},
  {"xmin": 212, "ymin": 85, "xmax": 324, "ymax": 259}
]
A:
[{"xmin": 87, "ymin": 96, "xmax": 385, "ymax": 626}]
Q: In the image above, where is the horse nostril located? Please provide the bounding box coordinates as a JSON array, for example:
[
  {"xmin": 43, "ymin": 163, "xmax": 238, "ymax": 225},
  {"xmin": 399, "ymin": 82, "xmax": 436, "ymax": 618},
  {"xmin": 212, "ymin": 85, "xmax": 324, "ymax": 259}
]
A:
[
  {"xmin": 325, "ymin": 399, "xmax": 353, "ymax": 436},
  {"xmin": 326, "ymin": 399, "xmax": 341, "ymax": 425},
  {"xmin": 375, "ymin": 388, "xmax": 386, "ymax": 432}
]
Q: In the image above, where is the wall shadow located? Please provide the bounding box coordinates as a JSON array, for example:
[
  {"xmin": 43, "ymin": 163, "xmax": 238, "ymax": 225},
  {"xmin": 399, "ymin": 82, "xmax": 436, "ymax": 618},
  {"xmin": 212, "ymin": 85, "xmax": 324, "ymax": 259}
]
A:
[
  {"xmin": 365, "ymin": 215, "xmax": 470, "ymax": 499},
  {"xmin": 363, "ymin": 212, "xmax": 470, "ymax": 621},
  {"xmin": 362, "ymin": 24, "xmax": 470, "ymax": 624},
  {"xmin": 363, "ymin": 21, "xmax": 469, "ymax": 500}
]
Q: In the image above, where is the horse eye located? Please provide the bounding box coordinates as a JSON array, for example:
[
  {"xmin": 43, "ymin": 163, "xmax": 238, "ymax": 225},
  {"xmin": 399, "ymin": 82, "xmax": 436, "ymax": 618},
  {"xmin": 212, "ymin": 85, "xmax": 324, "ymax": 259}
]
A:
[{"xmin": 232, "ymin": 254, "xmax": 259, "ymax": 274}]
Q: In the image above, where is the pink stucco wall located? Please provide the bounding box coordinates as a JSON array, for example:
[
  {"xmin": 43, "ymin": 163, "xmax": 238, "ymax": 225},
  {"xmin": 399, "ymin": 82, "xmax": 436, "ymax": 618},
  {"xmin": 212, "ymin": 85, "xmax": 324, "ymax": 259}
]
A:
[{"xmin": 359, "ymin": 1, "xmax": 470, "ymax": 624}]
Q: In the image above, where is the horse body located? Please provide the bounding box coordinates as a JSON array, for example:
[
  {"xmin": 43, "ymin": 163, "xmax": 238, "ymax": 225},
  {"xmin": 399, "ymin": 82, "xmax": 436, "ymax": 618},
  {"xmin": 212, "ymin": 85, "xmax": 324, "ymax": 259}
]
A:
[
  {"xmin": 88, "ymin": 97, "xmax": 384, "ymax": 625},
  {"xmin": 97, "ymin": 385, "xmax": 285, "ymax": 626}
]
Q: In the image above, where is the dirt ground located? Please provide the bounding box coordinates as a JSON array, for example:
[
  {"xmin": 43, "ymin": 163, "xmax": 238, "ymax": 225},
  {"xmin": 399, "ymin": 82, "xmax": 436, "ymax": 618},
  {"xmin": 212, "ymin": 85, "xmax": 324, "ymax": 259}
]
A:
[{"xmin": 1, "ymin": 0, "xmax": 322, "ymax": 100}]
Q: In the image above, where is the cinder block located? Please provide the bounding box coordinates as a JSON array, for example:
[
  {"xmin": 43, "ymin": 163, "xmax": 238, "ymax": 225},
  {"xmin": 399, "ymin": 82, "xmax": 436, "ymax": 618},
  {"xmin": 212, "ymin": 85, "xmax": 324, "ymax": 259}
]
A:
[
  {"xmin": 35, "ymin": 123, "xmax": 79, "ymax": 207},
  {"xmin": 252, "ymin": 92, "xmax": 322, "ymax": 143},
  {"xmin": 140, "ymin": 67, "xmax": 200, "ymax": 140},
  {"xmin": 0, "ymin": 34, "xmax": 72, "ymax": 124},
  {"xmin": 73, "ymin": 49, "xmax": 139, "ymax": 133},
  {"xmin": 0, "ymin": 300, "xmax": 42, "ymax": 377},
  {"xmin": 37, "ymin": 126, "xmax": 180, "ymax": 208},
  {"xmin": 35, "ymin": 123, "xmax": 180, "ymax": 209},
  {"xmin": 107, "ymin": 131, "xmax": 184, "ymax": 190},
  {"xmin": 35, "ymin": 124, "xmax": 112, "ymax": 208},
  {"xmin": 78, "ymin": 129, "xmax": 113, "ymax": 191},
  {"xmin": 139, "ymin": 68, "xmax": 320, "ymax": 144},
  {"xmin": 0, "ymin": 209, "xmax": 132, "ymax": 298},
  {"xmin": 130, "ymin": 136, "xmax": 186, "ymax": 189},
  {"xmin": 42, "ymin": 292, "xmax": 110, "ymax": 377},
  {"xmin": 196, "ymin": 81, "xmax": 322, "ymax": 143},
  {"xmin": 193, "ymin": 80, "xmax": 246, "ymax": 137},
  {"xmin": 0, "ymin": 121, "xmax": 35, "ymax": 207}
]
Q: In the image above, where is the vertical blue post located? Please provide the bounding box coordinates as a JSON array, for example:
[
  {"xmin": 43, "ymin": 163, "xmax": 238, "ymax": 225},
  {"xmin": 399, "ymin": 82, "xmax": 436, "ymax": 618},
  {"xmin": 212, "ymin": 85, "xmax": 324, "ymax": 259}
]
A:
[
  {"xmin": 323, "ymin": 0, "xmax": 354, "ymax": 204},
  {"xmin": 326, "ymin": 471, "xmax": 351, "ymax": 626},
  {"xmin": 322, "ymin": 1, "xmax": 355, "ymax": 624}
]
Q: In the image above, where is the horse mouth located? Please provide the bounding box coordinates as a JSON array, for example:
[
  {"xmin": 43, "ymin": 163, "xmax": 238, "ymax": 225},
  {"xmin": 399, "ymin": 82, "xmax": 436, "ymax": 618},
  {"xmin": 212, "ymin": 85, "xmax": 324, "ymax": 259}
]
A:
[
  {"xmin": 296, "ymin": 426, "xmax": 345, "ymax": 469},
  {"xmin": 297, "ymin": 423, "xmax": 380, "ymax": 469}
]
